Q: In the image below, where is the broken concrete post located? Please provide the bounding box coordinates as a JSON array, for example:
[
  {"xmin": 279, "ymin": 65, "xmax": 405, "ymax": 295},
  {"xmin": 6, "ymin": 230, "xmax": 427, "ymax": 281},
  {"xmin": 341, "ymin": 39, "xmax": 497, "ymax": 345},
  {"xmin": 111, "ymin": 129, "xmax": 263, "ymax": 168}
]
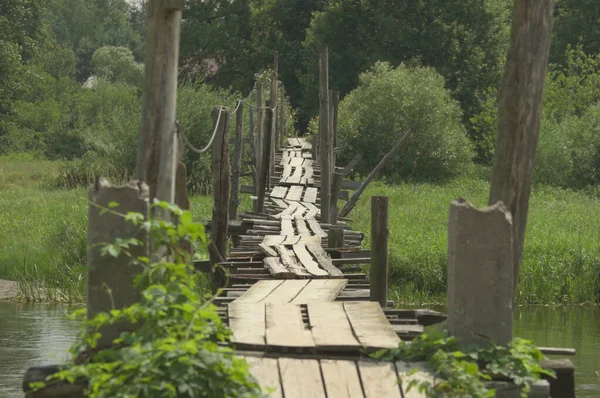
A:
[
  {"xmin": 87, "ymin": 179, "xmax": 149, "ymax": 349},
  {"xmin": 447, "ymin": 199, "xmax": 514, "ymax": 346}
]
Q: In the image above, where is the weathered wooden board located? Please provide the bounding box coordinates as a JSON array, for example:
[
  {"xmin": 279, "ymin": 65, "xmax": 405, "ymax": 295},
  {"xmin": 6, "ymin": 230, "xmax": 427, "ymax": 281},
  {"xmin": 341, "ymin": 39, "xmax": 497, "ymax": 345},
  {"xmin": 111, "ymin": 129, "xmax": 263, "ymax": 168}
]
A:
[
  {"xmin": 304, "ymin": 202, "xmax": 320, "ymax": 219},
  {"xmin": 344, "ymin": 302, "xmax": 401, "ymax": 350},
  {"xmin": 306, "ymin": 218, "xmax": 328, "ymax": 237},
  {"xmin": 291, "ymin": 279, "xmax": 348, "ymax": 303},
  {"xmin": 271, "ymin": 198, "xmax": 288, "ymax": 209},
  {"xmin": 358, "ymin": 361, "xmax": 402, "ymax": 398},
  {"xmin": 396, "ymin": 362, "xmax": 435, "ymax": 398},
  {"xmin": 292, "ymin": 244, "xmax": 328, "ymax": 277},
  {"xmin": 301, "ymin": 166, "xmax": 314, "ymax": 185},
  {"xmin": 228, "ymin": 302, "xmax": 265, "ymax": 348},
  {"xmin": 274, "ymin": 245, "xmax": 310, "ymax": 276},
  {"xmin": 289, "ymin": 157, "xmax": 304, "ymax": 167},
  {"xmin": 266, "ymin": 303, "xmax": 315, "ymax": 350},
  {"xmin": 308, "ymin": 302, "xmax": 362, "ymax": 351},
  {"xmin": 306, "ymin": 244, "xmax": 344, "ymax": 277},
  {"xmin": 264, "ymin": 257, "xmax": 295, "ymax": 278},
  {"xmin": 303, "ymin": 187, "xmax": 318, "ymax": 203},
  {"xmin": 235, "ymin": 280, "xmax": 285, "ymax": 303},
  {"xmin": 281, "ymin": 219, "xmax": 295, "ymax": 236},
  {"xmin": 287, "ymin": 165, "xmax": 303, "ymax": 184},
  {"xmin": 294, "ymin": 217, "xmax": 311, "ymax": 236},
  {"xmin": 278, "ymin": 358, "xmax": 325, "ymax": 398},
  {"xmin": 262, "ymin": 235, "xmax": 286, "ymax": 246},
  {"xmin": 259, "ymin": 242, "xmax": 278, "ymax": 257},
  {"xmin": 274, "ymin": 201, "xmax": 297, "ymax": 219},
  {"xmin": 245, "ymin": 357, "xmax": 283, "ymax": 398},
  {"xmin": 262, "ymin": 279, "xmax": 310, "ymax": 303},
  {"xmin": 290, "ymin": 202, "xmax": 307, "ymax": 218},
  {"xmin": 286, "ymin": 185, "xmax": 304, "ymax": 202},
  {"xmin": 320, "ymin": 360, "xmax": 364, "ymax": 398},
  {"xmin": 270, "ymin": 186, "xmax": 288, "ymax": 199}
]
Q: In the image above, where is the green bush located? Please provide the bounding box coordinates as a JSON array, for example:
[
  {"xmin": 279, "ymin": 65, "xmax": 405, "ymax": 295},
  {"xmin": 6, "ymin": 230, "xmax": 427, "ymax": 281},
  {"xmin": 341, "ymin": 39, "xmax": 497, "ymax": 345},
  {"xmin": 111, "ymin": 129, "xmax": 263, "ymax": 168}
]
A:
[{"xmin": 337, "ymin": 62, "xmax": 473, "ymax": 182}]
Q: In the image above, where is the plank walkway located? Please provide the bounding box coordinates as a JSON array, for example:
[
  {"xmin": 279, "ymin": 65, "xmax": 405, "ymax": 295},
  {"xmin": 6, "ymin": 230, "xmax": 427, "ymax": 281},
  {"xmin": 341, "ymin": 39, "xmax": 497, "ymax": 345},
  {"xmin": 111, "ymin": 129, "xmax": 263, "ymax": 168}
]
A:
[{"xmin": 219, "ymin": 137, "xmax": 443, "ymax": 397}]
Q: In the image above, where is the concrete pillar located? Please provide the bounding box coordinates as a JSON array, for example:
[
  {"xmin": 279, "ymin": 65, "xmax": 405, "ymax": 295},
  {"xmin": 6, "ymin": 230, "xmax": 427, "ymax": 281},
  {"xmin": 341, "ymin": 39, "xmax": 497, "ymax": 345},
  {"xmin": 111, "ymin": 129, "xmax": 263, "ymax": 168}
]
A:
[
  {"xmin": 87, "ymin": 179, "xmax": 149, "ymax": 348},
  {"xmin": 447, "ymin": 199, "xmax": 514, "ymax": 346}
]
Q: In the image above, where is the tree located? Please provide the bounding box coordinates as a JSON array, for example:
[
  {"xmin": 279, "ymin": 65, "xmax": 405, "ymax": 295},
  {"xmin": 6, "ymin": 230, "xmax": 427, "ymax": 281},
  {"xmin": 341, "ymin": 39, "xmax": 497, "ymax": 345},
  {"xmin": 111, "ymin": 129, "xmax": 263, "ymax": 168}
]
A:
[
  {"xmin": 92, "ymin": 46, "xmax": 144, "ymax": 87},
  {"xmin": 551, "ymin": 0, "xmax": 600, "ymax": 65}
]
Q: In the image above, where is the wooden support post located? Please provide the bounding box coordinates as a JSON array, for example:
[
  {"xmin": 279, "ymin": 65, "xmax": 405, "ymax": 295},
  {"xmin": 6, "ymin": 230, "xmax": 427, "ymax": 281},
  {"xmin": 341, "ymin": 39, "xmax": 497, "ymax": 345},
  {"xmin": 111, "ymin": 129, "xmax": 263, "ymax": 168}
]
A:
[
  {"xmin": 339, "ymin": 127, "xmax": 414, "ymax": 218},
  {"xmin": 319, "ymin": 46, "xmax": 331, "ymax": 223},
  {"xmin": 330, "ymin": 171, "xmax": 342, "ymax": 224},
  {"xmin": 88, "ymin": 179, "xmax": 149, "ymax": 349},
  {"xmin": 229, "ymin": 101, "xmax": 244, "ymax": 221},
  {"xmin": 135, "ymin": 0, "xmax": 184, "ymax": 203},
  {"xmin": 311, "ymin": 134, "xmax": 317, "ymax": 160},
  {"xmin": 328, "ymin": 227, "xmax": 345, "ymax": 249},
  {"xmin": 488, "ymin": 0, "xmax": 554, "ymax": 305},
  {"xmin": 279, "ymin": 85, "xmax": 286, "ymax": 148},
  {"xmin": 255, "ymin": 101, "xmax": 273, "ymax": 214},
  {"xmin": 248, "ymin": 108, "xmax": 259, "ymax": 194},
  {"xmin": 370, "ymin": 196, "xmax": 388, "ymax": 307},
  {"xmin": 256, "ymin": 82, "xmax": 264, "ymax": 178},
  {"xmin": 211, "ymin": 106, "xmax": 231, "ymax": 292},
  {"xmin": 269, "ymin": 52, "xmax": 279, "ymax": 188}
]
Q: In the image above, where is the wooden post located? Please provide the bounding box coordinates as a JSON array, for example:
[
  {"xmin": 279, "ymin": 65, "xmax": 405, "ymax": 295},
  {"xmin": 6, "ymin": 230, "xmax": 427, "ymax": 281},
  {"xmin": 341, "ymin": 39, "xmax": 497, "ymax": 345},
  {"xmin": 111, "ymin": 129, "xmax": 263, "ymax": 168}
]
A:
[
  {"xmin": 279, "ymin": 85, "xmax": 286, "ymax": 148},
  {"xmin": 370, "ymin": 196, "xmax": 388, "ymax": 307},
  {"xmin": 229, "ymin": 101, "xmax": 244, "ymax": 221},
  {"xmin": 332, "ymin": 90, "xmax": 340, "ymax": 167},
  {"xmin": 255, "ymin": 100, "xmax": 273, "ymax": 213},
  {"xmin": 339, "ymin": 127, "xmax": 414, "ymax": 218},
  {"xmin": 211, "ymin": 106, "xmax": 230, "ymax": 291},
  {"xmin": 319, "ymin": 46, "xmax": 331, "ymax": 223},
  {"xmin": 135, "ymin": 0, "xmax": 184, "ymax": 202},
  {"xmin": 328, "ymin": 227, "xmax": 345, "ymax": 249},
  {"xmin": 256, "ymin": 82, "xmax": 264, "ymax": 178},
  {"xmin": 248, "ymin": 108, "xmax": 259, "ymax": 194},
  {"xmin": 269, "ymin": 52, "xmax": 279, "ymax": 188},
  {"xmin": 488, "ymin": 0, "xmax": 555, "ymax": 305}
]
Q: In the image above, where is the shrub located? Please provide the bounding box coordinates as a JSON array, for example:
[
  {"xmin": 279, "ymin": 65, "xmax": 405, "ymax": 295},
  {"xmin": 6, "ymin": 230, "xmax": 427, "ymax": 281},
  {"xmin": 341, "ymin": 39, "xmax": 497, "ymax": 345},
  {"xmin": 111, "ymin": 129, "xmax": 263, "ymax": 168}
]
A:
[{"xmin": 337, "ymin": 62, "xmax": 473, "ymax": 182}]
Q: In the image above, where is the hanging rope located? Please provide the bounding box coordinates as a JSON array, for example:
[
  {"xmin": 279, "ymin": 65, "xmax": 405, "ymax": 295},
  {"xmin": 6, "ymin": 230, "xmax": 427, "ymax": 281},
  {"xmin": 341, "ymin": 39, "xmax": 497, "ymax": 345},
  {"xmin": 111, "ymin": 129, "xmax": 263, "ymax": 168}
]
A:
[{"xmin": 178, "ymin": 106, "xmax": 223, "ymax": 154}]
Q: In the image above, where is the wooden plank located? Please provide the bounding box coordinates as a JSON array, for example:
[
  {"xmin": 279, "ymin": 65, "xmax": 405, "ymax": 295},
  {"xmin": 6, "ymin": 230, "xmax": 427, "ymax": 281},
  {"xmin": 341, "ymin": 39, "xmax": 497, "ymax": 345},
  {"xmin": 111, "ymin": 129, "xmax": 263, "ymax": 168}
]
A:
[
  {"xmin": 306, "ymin": 218, "xmax": 328, "ymax": 237},
  {"xmin": 306, "ymin": 244, "xmax": 344, "ymax": 277},
  {"xmin": 266, "ymin": 303, "xmax": 315, "ymax": 350},
  {"xmin": 292, "ymin": 244, "xmax": 329, "ymax": 277},
  {"xmin": 259, "ymin": 243, "xmax": 278, "ymax": 257},
  {"xmin": 303, "ymin": 187, "xmax": 318, "ymax": 203},
  {"xmin": 283, "ymin": 235, "xmax": 301, "ymax": 245},
  {"xmin": 291, "ymin": 202, "xmax": 307, "ymax": 218},
  {"xmin": 286, "ymin": 185, "xmax": 304, "ymax": 202},
  {"xmin": 344, "ymin": 302, "xmax": 400, "ymax": 350},
  {"xmin": 262, "ymin": 235, "xmax": 286, "ymax": 246},
  {"xmin": 304, "ymin": 202, "xmax": 320, "ymax": 219},
  {"xmin": 271, "ymin": 198, "xmax": 288, "ymax": 209},
  {"xmin": 291, "ymin": 279, "xmax": 348, "ymax": 303},
  {"xmin": 307, "ymin": 302, "xmax": 361, "ymax": 351},
  {"xmin": 358, "ymin": 361, "xmax": 402, "ymax": 398},
  {"xmin": 294, "ymin": 217, "xmax": 311, "ymax": 237},
  {"xmin": 275, "ymin": 202, "xmax": 298, "ymax": 220},
  {"xmin": 270, "ymin": 186, "xmax": 288, "ymax": 199},
  {"xmin": 301, "ymin": 166, "xmax": 314, "ymax": 185},
  {"xmin": 245, "ymin": 357, "xmax": 282, "ymax": 398},
  {"xmin": 281, "ymin": 219, "xmax": 295, "ymax": 236},
  {"xmin": 298, "ymin": 236, "xmax": 321, "ymax": 245},
  {"xmin": 289, "ymin": 157, "xmax": 304, "ymax": 167},
  {"xmin": 396, "ymin": 362, "xmax": 435, "ymax": 398},
  {"xmin": 278, "ymin": 358, "xmax": 325, "ymax": 398},
  {"xmin": 273, "ymin": 245, "xmax": 310, "ymax": 276},
  {"xmin": 228, "ymin": 302, "xmax": 265, "ymax": 348},
  {"xmin": 280, "ymin": 164, "xmax": 292, "ymax": 183},
  {"xmin": 235, "ymin": 280, "xmax": 285, "ymax": 303},
  {"xmin": 320, "ymin": 360, "xmax": 364, "ymax": 398},
  {"xmin": 287, "ymin": 165, "xmax": 303, "ymax": 184},
  {"xmin": 264, "ymin": 257, "xmax": 295, "ymax": 278},
  {"xmin": 262, "ymin": 280, "xmax": 311, "ymax": 303}
]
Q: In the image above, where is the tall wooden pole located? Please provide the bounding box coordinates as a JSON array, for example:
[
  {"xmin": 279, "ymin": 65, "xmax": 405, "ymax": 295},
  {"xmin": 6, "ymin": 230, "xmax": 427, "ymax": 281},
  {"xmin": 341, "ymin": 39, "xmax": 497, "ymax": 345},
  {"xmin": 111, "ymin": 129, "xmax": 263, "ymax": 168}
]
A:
[
  {"xmin": 319, "ymin": 46, "xmax": 331, "ymax": 223},
  {"xmin": 135, "ymin": 0, "xmax": 184, "ymax": 203},
  {"xmin": 269, "ymin": 52, "xmax": 279, "ymax": 188},
  {"xmin": 256, "ymin": 82, "xmax": 264, "ymax": 180},
  {"xmin": 255, "ymin": 101, "xmax": 273, "ymax": 213},
  {"xmin": 488, "ymin": 0, "xmax": 555, "ymax": 305},
  {"xmin": 370, "ymin": 196, "xmax": 389, "ymax": 307},
  {"xmin": 279, "ymin": 85, "xmax": 286, "ymax": 148},
  {"xmin": 229, "ymin": 102, "xmax": 244, "ymax": 221}
]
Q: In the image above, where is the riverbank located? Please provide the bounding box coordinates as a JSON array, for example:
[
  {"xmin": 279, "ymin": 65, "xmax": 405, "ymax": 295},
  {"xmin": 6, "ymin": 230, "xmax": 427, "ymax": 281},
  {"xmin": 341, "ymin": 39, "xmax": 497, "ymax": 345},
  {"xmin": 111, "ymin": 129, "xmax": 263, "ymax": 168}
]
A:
[{"xmin": 2, "ymin": 156, "xmax": 599, "ymax": 305}]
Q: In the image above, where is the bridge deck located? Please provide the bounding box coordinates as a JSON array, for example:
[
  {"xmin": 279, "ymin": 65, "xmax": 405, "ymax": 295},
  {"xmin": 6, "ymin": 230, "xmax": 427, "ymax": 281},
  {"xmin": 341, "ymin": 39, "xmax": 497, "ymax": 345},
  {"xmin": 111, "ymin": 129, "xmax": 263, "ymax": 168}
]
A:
[{"xmin": 219, "ymin": 137, "xmax": 439, "ymax": 397}]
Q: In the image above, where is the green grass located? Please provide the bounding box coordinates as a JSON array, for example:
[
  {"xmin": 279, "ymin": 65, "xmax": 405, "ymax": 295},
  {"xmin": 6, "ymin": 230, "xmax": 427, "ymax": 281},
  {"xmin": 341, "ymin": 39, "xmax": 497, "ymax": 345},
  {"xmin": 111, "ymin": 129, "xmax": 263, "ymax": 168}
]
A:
[{"xmin": 350, "ymin": 178, "xmax": 600, "ymax": 305}]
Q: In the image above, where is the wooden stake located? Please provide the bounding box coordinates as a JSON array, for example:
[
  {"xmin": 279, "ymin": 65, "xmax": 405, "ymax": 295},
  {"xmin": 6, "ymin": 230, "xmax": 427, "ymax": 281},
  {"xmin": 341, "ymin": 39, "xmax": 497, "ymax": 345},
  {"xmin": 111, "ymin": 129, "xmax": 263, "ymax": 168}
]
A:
[
  {"xmin": 370, "ymin": 196, "xmax": 388, "ymax": 307},
  {"xmin": 211, "ymin": 106, "xmax": 230, "ymax": 291},
  {"xmin": 319, "ymin": 46, "xmax": 331, "ymax": 223},
  {"xmin": 256, "ymin": 82, "xmax": 264, "ymax": 178},
  {"xmin": 279, "ymin": 85, "xmax": 286, "ymax": 148},
  {"xmin": 135, "ymin": 0, "xmax": 184, "ymax": 202},
  {"xmin": 339, "ymin": 127, "xmax": 414, "ymax": 218},
  {"xmin": 230, "ymin": 101, "xmax": 244, "ymax": 221},
  {"xmin": 248, "ymin": 108, "xmax": 258, "ymax": 193},
  {"xmin": 255, "ymin": 101, "xmax": 273, "ymax": 213},
  {"xmin": 488, "ymin": 0, "xmax": 554, "ymax": 305},
  {"xmin": 269, "ymin": 52, "xmax": 279, "ymax": 188}
]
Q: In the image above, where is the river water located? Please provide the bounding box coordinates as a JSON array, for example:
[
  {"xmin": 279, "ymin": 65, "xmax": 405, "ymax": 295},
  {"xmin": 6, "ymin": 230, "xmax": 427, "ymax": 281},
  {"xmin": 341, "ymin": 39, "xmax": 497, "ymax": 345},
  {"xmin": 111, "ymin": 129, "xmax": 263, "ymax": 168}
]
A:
[{"xmin": 0, "ymin": 302, "xmax": 598, "ymax": 397}]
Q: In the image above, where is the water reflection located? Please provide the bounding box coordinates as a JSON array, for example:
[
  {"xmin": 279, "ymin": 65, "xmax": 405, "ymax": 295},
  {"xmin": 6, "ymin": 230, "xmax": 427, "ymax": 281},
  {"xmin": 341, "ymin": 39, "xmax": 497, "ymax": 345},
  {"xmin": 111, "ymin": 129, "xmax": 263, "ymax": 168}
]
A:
[
  {"xmin": 0, "ymin": 302, "xmax": 598, "ymax": 397},
  {"xmin": 0, "ymin": 302, "xmax": 79, "ymax": 398}
]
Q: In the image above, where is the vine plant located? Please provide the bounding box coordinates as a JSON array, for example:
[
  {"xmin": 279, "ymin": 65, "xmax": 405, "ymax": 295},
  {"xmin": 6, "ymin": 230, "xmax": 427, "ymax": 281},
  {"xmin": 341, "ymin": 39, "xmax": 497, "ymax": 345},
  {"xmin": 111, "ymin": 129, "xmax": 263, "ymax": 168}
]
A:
[
  {"xmin": 31, "ymin": 200, "xmax": 265, "ymax": 397},
  {"xmin": 372, "ymin": 329, "xmax": 555, "ymax": 398}
]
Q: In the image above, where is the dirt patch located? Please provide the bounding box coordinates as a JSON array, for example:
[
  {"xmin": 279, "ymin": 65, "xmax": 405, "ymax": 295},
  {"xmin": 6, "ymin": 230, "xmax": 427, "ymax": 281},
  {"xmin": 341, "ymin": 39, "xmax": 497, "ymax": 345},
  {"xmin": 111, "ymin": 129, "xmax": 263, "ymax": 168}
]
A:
[{"xmin": 0, "ymin": 279, "xmax": 19, "ymax": 299}]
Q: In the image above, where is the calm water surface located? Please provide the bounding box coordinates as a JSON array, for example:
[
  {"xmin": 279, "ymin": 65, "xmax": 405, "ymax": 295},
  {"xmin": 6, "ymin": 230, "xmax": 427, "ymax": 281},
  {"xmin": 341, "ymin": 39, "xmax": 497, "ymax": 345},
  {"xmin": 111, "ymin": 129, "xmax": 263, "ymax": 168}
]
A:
[{"xmin": 0, "ymin": 302, "xmax": 598, "ymax": 397}]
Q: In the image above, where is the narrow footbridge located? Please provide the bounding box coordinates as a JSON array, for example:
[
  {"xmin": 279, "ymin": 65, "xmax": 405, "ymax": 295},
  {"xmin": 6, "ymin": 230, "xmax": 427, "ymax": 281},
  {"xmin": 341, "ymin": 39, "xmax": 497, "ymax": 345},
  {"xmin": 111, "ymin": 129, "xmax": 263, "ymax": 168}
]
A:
[{"xmin": 212, "ymin": 137, "xmax": 444, "ymax": 397}]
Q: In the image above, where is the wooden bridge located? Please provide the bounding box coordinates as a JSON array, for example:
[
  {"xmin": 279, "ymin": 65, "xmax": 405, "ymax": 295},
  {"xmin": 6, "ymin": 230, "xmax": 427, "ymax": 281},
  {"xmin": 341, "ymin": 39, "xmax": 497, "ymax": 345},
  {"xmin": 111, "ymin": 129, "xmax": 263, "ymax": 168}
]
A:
[{"xmin": 208, "ymin": 136, "xmax": 445, "ymax": 397}]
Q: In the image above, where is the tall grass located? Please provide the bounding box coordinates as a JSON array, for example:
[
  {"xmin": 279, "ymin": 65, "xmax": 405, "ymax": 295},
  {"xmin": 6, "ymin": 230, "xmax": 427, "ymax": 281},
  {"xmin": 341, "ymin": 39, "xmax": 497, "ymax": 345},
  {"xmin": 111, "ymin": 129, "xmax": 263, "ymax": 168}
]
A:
[{"xmin": 351, "ymin": 178, "xmax": 600, "ymax": 305}]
